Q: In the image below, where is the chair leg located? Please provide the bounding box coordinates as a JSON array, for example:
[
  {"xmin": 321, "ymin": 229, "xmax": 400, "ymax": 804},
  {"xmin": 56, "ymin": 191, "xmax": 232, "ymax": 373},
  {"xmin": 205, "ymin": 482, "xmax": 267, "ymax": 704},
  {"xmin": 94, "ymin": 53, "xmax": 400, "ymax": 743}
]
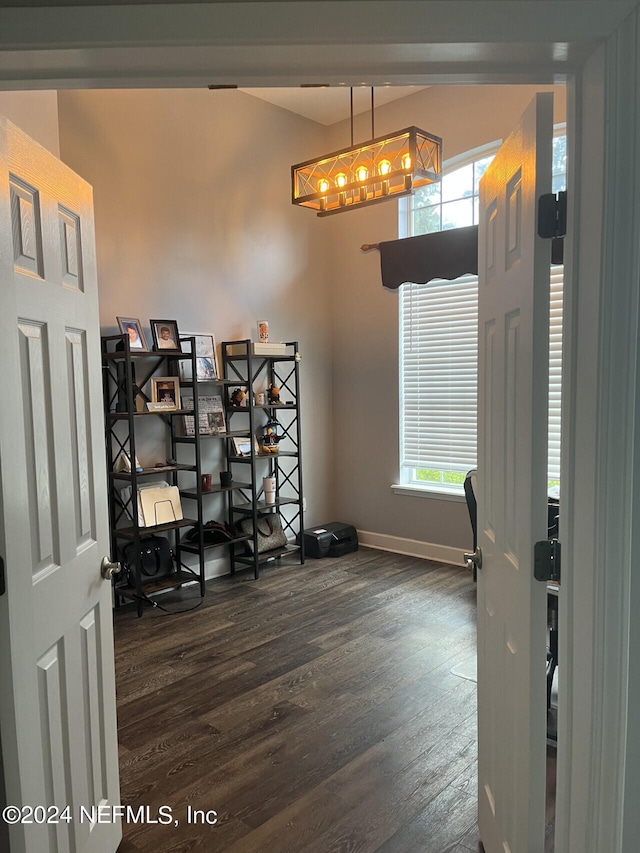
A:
[{"xmin": 547, "ymin": 624, "xmax": 558, "ymax": 711}]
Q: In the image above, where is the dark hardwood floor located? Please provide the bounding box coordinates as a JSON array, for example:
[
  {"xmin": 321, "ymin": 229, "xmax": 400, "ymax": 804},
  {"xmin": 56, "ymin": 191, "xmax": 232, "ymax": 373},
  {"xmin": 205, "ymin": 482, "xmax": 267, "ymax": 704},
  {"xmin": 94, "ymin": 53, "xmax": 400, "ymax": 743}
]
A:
[{"xmin": 113, "ymin": 547, "xmax": 482, "ymax": 852}]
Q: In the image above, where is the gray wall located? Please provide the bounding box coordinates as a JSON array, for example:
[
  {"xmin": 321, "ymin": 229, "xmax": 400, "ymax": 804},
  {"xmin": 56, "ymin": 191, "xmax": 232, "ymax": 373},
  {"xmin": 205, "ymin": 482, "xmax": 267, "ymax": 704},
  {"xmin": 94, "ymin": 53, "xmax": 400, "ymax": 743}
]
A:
[
  {"xmin": 324, "ymin": 85, "xmax": 566, "ymax": 551},
  {"xmin": 57, "ymin": 88, "xmax": 336, "ymax": 535},
  {"xmin": 54, "ymin": 83, "xmax": 565, "ymax": 560},
  {"xmin": 0, "ymin": 91, "xmax": 60, "ymax": 156}
]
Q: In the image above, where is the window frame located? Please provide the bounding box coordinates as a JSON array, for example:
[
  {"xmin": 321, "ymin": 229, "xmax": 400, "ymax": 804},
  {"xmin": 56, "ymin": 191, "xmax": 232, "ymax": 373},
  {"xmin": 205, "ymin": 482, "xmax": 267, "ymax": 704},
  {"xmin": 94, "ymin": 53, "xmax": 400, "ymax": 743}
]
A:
[{"xmin": 396, "ymin": 130, "xmax": 566, "ymax": 498}]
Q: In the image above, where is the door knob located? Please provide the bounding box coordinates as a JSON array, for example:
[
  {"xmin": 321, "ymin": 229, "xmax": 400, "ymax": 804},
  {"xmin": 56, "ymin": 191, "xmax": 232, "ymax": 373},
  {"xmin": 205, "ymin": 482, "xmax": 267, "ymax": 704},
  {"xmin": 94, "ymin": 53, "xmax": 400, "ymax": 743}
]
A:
[
  {"xmin": 101, "ymin": 557, "xmax": 122, "ymax": 580},
  {"xmin": 463, "ymin": 546, "xmax": 482, "ymax": 572}
]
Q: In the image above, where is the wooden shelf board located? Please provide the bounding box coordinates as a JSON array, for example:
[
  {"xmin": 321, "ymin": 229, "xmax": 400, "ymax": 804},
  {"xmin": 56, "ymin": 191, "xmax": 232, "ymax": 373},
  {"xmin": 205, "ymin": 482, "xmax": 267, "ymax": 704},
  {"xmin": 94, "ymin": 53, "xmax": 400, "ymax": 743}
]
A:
[
  {"xmin": 110, "ymin": 464, "xmax": 195, "ymax": 480},
  {"xmin": 114, "ymin": 569, "xmax": 200, "ymax": 597},
  {"xmin": 115, "ymin": 518, "xmax": 197, "ymax": 539},
  {"xmin": 180, "ymin": 481, "xmax": 252, "ymax": 499},
  {"xmin": 231, "ymin": 497, "xmax": 300, "ymax": 514},
  {"xmin": 181, "ymin": 534, "xmax": 253, "ymax": 554},
  {"xmin": 233, "ymin": 543, "xmax": 300, "ymax": 565}
]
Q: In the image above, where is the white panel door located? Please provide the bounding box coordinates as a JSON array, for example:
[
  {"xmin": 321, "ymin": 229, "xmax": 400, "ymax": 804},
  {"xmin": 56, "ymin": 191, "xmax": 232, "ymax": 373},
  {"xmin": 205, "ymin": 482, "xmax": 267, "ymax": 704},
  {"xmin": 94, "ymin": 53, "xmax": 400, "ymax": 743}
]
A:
[
  {"xmin": 0, "ymin": 116, "xmax": 121, "ymax": 853},
  {"xmin": 476, "ymin": 93, "xmax": 553, "ymax": 853}
]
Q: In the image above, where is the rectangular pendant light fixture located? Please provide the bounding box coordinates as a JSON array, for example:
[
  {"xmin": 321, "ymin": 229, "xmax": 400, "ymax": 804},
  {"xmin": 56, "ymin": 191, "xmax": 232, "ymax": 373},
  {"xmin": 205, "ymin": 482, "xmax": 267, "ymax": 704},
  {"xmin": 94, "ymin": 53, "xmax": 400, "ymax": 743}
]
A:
[{"xmin": 292, "ymin": 125, "xmax": 442, "ymax": 217}]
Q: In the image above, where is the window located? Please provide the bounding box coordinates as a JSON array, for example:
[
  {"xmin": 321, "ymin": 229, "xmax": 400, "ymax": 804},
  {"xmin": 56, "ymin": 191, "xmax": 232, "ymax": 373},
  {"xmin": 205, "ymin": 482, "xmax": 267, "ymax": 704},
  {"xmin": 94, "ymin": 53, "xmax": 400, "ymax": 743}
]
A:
[{"xmin": 399, "ymin": 134, "xmax": 566, "ymax": 494}]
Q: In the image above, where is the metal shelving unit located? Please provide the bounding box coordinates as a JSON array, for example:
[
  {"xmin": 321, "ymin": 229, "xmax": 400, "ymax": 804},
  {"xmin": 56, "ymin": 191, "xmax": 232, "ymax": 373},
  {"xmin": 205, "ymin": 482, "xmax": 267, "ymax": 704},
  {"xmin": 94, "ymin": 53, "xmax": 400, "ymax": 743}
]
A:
[{"xmin": 221, "ymin": 339, "xmax": 305, "ymax": 578}]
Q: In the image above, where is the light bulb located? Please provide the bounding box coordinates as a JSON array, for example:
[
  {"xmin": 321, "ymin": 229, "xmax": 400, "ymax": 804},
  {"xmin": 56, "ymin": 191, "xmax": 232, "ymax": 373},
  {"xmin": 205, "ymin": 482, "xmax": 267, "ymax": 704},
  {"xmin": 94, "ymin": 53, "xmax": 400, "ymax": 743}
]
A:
[
  {"xmin": 355, "ymin": 165, "xmax": 369, "ymax": 201},
  {"xmin": 401, "ymin": 153, "xmax": 412, "ymax": 170},
  {"xmin": 317, "ymin": 178, "xmax": 329, "ymax": 211},
  {"xmin": 334, "ymin": 172, "xmax": 348, "ymax": 206},
  {"xmin": 378, "ymin": 159, "xmax": 391, "ymax": 195}
]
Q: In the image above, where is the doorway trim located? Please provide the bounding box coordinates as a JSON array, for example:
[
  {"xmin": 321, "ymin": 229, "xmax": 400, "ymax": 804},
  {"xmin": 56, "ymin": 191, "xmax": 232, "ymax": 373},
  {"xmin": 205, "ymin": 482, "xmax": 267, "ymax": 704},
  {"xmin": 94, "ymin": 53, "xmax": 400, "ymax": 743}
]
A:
[{"xmin": 1, "ymin": 4, "xmax": 640, "ymax": 850}]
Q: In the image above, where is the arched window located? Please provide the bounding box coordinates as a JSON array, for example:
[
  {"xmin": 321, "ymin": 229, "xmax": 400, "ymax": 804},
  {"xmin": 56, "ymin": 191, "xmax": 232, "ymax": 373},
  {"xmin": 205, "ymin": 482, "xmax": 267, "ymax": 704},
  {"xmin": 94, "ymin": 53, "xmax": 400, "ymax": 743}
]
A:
[{"xmin": 398, "ymin": 132, "xmax": 566, "ymax": 494}]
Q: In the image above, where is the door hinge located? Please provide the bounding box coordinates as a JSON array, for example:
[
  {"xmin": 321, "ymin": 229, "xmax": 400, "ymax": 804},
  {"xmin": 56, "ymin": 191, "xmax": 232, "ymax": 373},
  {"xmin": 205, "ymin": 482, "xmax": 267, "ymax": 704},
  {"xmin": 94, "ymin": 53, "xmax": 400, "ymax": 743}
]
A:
[
  {"xmin": 538, "ymin": 190, "xmax": 567, "ymax": 265},
  {"xmin": 534, "ymin": 539, "xmax": 561, "ymax": 584},
  {"xmin": 0, "ymin": 556, "xmax": 5, "ymax": 596}
]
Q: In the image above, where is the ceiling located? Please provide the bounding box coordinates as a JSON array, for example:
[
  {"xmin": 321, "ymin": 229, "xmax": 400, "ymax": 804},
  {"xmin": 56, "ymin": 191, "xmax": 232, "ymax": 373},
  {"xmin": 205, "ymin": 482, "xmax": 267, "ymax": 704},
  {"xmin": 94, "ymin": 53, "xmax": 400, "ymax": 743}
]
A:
[
  {"xmin": 0, "ymin": 2, "xmax": 637, "ymax": 90},
  {"xmin": 239, "ymin": 86, "xmax": 427, "ymax": 126}
]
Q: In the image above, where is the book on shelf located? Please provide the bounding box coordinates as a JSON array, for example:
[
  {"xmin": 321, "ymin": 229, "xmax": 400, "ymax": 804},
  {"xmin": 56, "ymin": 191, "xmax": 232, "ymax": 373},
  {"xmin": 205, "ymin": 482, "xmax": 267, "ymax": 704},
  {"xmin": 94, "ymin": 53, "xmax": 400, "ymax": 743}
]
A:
[{"xmin": 182, "ymin": 395, "xmax": 226, "ymax": 436}]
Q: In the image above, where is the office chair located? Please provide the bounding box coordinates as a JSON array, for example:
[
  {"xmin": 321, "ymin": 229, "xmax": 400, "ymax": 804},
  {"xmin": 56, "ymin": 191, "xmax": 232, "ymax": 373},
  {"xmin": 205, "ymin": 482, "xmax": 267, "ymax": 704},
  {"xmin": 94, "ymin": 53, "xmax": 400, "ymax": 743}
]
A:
[
  {"xmin": 546, "ymin": 498, "xmax": 560, "ymax": 719},
  {"xmin": 464, "ymin": 468, "xmax": 478, "ymax": 580}
]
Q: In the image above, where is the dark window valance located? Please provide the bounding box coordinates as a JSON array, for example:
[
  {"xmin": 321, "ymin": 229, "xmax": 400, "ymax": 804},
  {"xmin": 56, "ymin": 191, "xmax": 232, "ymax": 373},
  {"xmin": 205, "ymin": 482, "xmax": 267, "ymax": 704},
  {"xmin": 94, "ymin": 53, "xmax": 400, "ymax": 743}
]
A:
[{"xmin": 379, "ymin": 224, "xmax": 479, "ymax": 290}]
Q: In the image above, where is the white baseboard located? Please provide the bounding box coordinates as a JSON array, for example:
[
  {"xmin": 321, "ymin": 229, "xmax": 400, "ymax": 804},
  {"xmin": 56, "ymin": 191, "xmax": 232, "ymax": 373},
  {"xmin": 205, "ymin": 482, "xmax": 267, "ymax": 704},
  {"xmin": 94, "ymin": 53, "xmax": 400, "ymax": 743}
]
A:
[
  {"xmin": 186, "ymin": 534, "xmax": 465, "ymax": 580},
  {"xmin": 203, "ymin": 555, "xmax": 230, "ymax": 580},
  {"xmin": 356, "ymin": 529, "xmax": 466, "ymax": 567},
  {"xmin": 181, "ymin": 552, "xmax": 230, "ymax": 581}
]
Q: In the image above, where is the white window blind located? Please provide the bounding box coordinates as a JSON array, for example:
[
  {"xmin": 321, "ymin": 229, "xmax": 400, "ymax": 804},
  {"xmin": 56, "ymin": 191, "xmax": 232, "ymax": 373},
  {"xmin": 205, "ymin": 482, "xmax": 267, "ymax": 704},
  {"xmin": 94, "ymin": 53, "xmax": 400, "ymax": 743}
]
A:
[
  {"xmin": 548, "ymin": 265, "xmax": 564, "ymax": 483},
  {"xmin": 400, "ymin": 268, "xmax": 563, "ymax": 488},
  {"xmin": 400, "ymin": 274, "xmax": 478, "ymax": 478},
  {"xmin": 399, "ymin": 136, "xmax": 565, "ymax": 493}
]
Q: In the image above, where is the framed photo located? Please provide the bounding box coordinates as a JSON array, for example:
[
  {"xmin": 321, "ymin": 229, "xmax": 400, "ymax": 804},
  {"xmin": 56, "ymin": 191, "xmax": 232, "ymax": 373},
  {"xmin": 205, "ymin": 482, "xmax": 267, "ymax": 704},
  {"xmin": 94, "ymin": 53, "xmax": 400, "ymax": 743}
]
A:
[
  {"xmin": 117, "ymin": 317, "xmax": 148, "ymax": 351},
  {"xmin": 150, "ymin": 376, "xmax": 181, "ymax": 410},
  {"xmin": 231, "ymin": 435, "xmax": 258, "ymax": 457},
  {"xmin": 150, "ymin": 319, "xmax": 181, "ymax": 352},
  {"xmin": 179, "ymin": 333, "xmax": 219, "ymax": 381}
]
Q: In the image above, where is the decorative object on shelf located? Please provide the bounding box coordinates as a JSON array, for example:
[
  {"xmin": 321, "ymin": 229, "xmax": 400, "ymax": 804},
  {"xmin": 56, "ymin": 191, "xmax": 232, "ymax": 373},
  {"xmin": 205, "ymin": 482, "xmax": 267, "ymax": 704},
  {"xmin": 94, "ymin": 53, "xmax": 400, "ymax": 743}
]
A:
[
  {"xmin": 255, "ymin": 391, "xmax": 266, "ymax": 406},
  {"xmin": 150, "ymin": 319, "xmax": 181, "ymax": 352},
  {"xmin": 147, "ymin": 401, "xmax": 178, "ymax": 412},
  {"xmin": 260, "ymin": 419, "xmax": 281, "ymax": 453},
  {"xmin": 231, "ymin": 435, "xmax": 254, "ymax": 456},
  {"xmin": 150, "ymin": 376, "xmax": 181, "ymax": 410},
  {"xmin": 120, "ymin": 481, "xmax": 184, "ymax": 527},
  {"xmin": 291, "ymin": 87, "xmax": 442, "ymax": 216},
  {"xmin": 263, "ymin": 475, "xmax": 276, "ymax": 505},
  {"xmin": 229, "ymin": 386, "xmax": 247, "ymax": 407},
  {"xmin": 117, "ymin": 316, "xmax": 148, "ymax": 351},
  {"xmin": 240, "ymin": 513, "xmax": 288, "ymax": 554},
  {"xmin": 201, "ymin": 473, "xmax": 212, "ymax": 492},
  {"xmin": 227, "ymin": 341, "xmax": 288, "ymax": 357},
  {"xmin": 179, "ymin": 332, "xmax": 219, "ymax": 381},
  {"xmin": 220, "ymin": 471, "xmax": 233, "ymax": 487},
  {"xmin": 267, "ymin": 384, "xmax": 280, "ymax": 404},
  {"xmin": 257, "ymin": 320, "xmax": 269, "ymax": 342},
  {"xmin": 138, "ymin": 484, "xmax": 183, "ymax": 527},
  {"xmin": 114, "ymin": 450, "xmax": 143, "ymax": 474},
  {"xmin": 182, "ymin": 394, "xmax": 225, "ymax": 435}
]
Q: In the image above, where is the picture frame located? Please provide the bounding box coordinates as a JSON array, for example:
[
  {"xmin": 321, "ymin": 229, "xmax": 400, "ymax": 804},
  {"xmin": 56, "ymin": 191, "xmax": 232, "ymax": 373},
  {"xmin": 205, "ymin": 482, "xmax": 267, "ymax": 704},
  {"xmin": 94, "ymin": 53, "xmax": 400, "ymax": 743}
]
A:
[
  {"xmin": 150, "ymin": 376, "xmax": 181, "ymax": 410},
  {"xmin": 116, "ymin": 317, "xmax": 148, "ymax": 351},
  {"xmin": 150, "ymin": 319, "xmax": 181, "ymax": 352},
  {"xmin": 179, "ymin": 333, "xmax": 219, "ymax": 381},
  {"xmin": 231, "ymin": 435, "xmax": 258, "ymax": 457}
]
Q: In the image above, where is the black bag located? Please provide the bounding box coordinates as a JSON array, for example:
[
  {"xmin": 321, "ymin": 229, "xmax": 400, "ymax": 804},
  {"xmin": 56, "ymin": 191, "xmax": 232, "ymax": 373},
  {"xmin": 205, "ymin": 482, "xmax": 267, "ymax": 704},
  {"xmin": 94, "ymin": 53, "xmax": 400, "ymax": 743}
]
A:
[
  {"xmin": 122, "ymin": 535, "xmax": 174, "ymax": 585},
  {"xmin": 185, "ymin": 520, "xmax": 239, "ymax": 546}
]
